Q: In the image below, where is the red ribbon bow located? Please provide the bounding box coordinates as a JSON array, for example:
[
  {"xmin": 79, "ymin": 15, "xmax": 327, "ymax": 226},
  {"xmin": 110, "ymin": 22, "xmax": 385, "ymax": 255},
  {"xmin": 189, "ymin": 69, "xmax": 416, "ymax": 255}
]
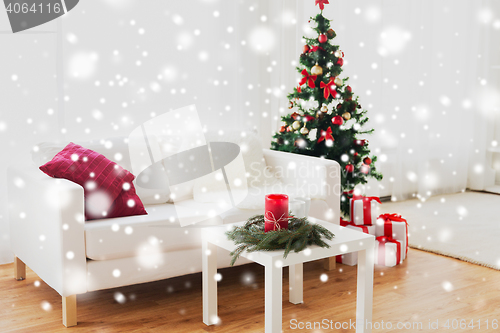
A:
[
  {"xmin": 378, "ymin": 214, "xmax": 408, "ymax": 255},
  {"xmin": 317, "ymin": 127, "xmax": 334, "ymax": 143},
  {"xmin": 379, "ymin": 214, "xmax": 407, "ymax": 224},
  {"xmin": 320, "ymin": 77, "xmax": 337, "ymax": 99},
  {"xmin": 350, "ymin": 195, "xmax": 381, "ymax": 225},
  {"xmin": 352, "ymin": 195, "xmax": 382, "ymax": 204},
  {"xmin": 300, "ymin": 69, "xmax": 317, "ymax": 89},
  {"xmin": 376, "ymin": 236, "xmax": 401, "ymax": 266},
  {"xmin": 315, "ymin": 0, "xmax": 329, "ymax": 10},
  {"xmin": 308, "ymin": 46, "xmax": 325, "ymax": 53},
  {"xmin": 264, "ymin": 211, "xmax": 289, "ymax": 231}
]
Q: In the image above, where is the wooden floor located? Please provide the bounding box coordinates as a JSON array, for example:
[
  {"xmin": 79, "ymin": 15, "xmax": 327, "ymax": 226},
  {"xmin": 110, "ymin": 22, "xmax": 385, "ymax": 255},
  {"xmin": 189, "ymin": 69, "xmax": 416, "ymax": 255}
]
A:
[{"xmin": 1, "ymin": 250, "xmax": 499, "ymax": 332}]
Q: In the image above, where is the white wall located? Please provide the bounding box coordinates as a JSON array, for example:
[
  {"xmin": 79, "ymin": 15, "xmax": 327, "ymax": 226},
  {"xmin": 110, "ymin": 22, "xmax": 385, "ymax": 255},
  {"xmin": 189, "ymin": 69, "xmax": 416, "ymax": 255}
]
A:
[
  {"xmin": 0, "ymin": 0, "xmax": 278, "ymax": 264},
  {"xmin": 0, "ymin": 13, "xmax": 61, "ymax": 263},
  {"xmin": 489, "ymin": 3, "xmax": 500, "ymax": 183}
]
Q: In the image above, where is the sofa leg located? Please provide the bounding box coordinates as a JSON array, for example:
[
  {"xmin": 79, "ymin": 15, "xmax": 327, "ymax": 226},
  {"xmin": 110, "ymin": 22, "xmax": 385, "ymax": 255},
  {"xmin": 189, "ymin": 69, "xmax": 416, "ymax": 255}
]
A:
[
  {"xmin": 62, "ymin": 295, "xmax": 77, "ymax": 327},
  {"xmin": 323, "ymin": 256, "xmax": 336, "ymax": 271},
  {"xmin": 14, "ymin": 256, "xmax": 26, "ymax": 281}
]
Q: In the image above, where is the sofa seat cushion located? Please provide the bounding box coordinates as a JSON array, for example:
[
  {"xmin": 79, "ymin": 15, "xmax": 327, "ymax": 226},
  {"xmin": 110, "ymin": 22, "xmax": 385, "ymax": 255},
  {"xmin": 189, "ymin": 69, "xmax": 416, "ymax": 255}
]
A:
[{"xmin": 85, "ymin": 201, "xmax": 222, "ymax": 260}]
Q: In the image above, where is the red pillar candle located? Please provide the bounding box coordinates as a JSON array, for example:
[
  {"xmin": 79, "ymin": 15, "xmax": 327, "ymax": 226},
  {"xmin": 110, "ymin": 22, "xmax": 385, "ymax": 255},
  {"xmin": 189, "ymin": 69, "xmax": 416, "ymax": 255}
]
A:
[{"xmin": 265, "ymin": 194, "xmax": 289, "ymax": 232}]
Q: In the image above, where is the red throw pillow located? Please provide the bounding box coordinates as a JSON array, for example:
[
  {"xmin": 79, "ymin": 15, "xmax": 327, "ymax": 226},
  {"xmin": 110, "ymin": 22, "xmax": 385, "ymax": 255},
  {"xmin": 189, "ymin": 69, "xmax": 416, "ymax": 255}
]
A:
[{"xmin": 40, "ymin": 142, "xmax": 147, "ymax": 220}]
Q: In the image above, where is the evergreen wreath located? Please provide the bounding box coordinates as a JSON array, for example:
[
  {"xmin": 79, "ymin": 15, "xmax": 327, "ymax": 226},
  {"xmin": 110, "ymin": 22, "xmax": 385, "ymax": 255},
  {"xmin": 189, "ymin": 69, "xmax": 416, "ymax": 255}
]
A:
[{"xmin": 225, "ymin": 215, "xmax": 334, "ymax": 266}]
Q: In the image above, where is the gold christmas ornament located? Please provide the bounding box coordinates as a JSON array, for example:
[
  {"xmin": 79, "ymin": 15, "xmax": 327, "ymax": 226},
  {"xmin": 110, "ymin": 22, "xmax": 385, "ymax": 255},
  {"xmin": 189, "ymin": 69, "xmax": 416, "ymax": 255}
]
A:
[
  {"xmin": 335, "ymin": 50, "xmax": 343, "ymax": 58},
  {"xmin": 292, "ymin": 120, "xmax": 301, "ymax": 130},
  {"xmin": 342, "ymin": 112, "xmax": 351, "ymax": 121},
  {"xmin": 316, "ymin": 111, "xmax": 324, "ymax": 120},
  {"xmin": 334, "ymin": 77, "xmax": 343, "ymax": 86},
  {"xmin": 311, "ymin": 63, "xmax": 323, "ymax": 76},
  {"xmin": 320, "ymin": 105, "xmax": 328, "ymax": 113},
  {"xmin": 300, "ymin": 126, "xmax": 309, "ymax": 135},
  {"xmin": 287, "ymin": 126, "xmax": 293, "ymax": 132}
]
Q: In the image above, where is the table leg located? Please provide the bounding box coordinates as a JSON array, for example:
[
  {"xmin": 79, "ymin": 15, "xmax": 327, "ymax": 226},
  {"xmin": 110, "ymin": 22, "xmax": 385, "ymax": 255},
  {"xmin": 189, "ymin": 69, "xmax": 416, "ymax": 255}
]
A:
[
  {"xmin": 356, "ymin": 244, "xmax": 374, "ymax": 333},
  {"xmin": 202, "ymin": 240, "xmax": 218, "ymax": 326},
  {"xmin": 289, "ymin": 263, "xmax": 303, "ymax": 304},
  {"xmin": 265, "ymin": 263, "xmax": 282, "ymax": 333}
]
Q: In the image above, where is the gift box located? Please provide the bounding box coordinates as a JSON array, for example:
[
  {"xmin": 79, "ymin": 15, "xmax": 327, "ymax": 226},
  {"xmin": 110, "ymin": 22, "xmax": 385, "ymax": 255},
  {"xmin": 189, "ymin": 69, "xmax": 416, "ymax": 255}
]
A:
[
  {"xmin": 374, "ymin": 236, "xmax": 403, "ymax": 267},
  {"xmin": 375, "ymin": 214, "xmax": 408, "ymax": 261},
  {"xmin": 350, "ymin": 195, "xmax": 381, "ymax": 225},
  {"xmin": 337, "ymin": 218, "xmax": 376, "ymax": 266}
]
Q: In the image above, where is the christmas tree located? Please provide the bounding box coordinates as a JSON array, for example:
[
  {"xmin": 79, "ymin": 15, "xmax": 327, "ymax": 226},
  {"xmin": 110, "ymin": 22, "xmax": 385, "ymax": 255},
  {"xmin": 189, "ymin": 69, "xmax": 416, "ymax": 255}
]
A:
[{"xmin": 271, "ymin": 0, "xmax": 383, "ymax": 216}]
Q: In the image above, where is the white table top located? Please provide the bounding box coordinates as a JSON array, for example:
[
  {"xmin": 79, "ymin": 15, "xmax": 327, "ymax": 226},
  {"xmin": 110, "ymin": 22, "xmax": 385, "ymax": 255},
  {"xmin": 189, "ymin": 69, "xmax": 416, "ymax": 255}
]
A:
[{"xmin": 202, "ymin": 217, "xmax": 375, "ymax": 267}]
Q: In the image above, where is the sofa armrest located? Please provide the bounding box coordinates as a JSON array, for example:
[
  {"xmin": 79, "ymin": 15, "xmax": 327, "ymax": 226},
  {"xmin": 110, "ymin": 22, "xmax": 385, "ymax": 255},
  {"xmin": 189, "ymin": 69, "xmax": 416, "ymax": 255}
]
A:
[
  {"xmin": 262, "ymin": 149, "xmax": 341, "ymax": 224},
  {"xmin": 8, "ymin": 164, "xmax": 87, "ymax": 297}
]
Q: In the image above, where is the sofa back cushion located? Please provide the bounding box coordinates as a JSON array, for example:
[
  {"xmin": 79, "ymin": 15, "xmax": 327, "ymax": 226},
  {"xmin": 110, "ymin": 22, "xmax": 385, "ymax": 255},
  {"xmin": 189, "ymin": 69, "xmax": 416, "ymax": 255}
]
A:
[
  {"xmin": 33, "ymin": 137, "xmax": 171, "ymax": 205},
  {"xmin": 39, "ymin": 142, "xmax": 147, "ymax": 220}
]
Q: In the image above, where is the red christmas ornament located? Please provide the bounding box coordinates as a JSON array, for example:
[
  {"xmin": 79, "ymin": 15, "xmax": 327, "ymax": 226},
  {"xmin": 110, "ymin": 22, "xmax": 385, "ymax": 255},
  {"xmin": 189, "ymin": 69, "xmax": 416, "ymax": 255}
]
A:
[
  {"xmin": 346, "ymin": 86, "xmax": 352, "ymax": 93},
  {"xmin": 303, "ymin": 45, "xmax": 310, "ymax": 54},
  {"xmin": 331, "ymin": 115, "xmax": 344, "ymax": 126},
  {"xmin": 279, "ymin": 126, "xmax": 286, "ymax": 133},
  {"xmin": 320, "ymin": 77, "xmax": 337, "ymax": 99},
  {"xmin": 336, "ymin": 58, "xmax": 344, "ymax": 66},
  {"xmin": 327, "ymin": 29, "xmax": 335, "ymax": 38},
  {"xmin": 291, "ymin": 112, "xmax": 300, "ymax": 120},
  {"xmin": 345, "ymin": 164, "xmax": 354, "ymax": 173},
  {"xmin": 303, "ymin": 115, "xmax": 315, "ymax": 122},
  {"xmin": 315, "ymin": 0, "xmax": 330, "ymax": 11},
  {"xmin": 363, "ymin": 157, "xmax": 372, "ymax": 165},
  {"xmin": 336, "ymin": 103, "xmax": 343, "ymax": 109},
  {"xmin": 308, "ymin": 46, "xmax": 325, "ymax": 53},
  {"xmin": 354, "ymin": 152, "xmax": 359, "ymax": 158},
  {"xmin": 317, "ymin": 127, "xmax": 334, "ymax": 143},
  {"xmin": 299, "ymin": 69, "xmax": 317, "ymax": 89},
  {"xmin": 318, "ymin": 34, "xmax": 328, "ymax": 43},
  {"xmin": 354, "ymin": 139, "xmax": 367, "ymax": 146}
]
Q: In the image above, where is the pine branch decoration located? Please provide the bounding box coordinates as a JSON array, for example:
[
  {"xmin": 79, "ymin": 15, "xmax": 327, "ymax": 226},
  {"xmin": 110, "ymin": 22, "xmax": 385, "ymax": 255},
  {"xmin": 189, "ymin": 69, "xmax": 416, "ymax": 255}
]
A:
[{"xmin": 225, "ymin": 215, "xmax": 334, "ymax": 266}]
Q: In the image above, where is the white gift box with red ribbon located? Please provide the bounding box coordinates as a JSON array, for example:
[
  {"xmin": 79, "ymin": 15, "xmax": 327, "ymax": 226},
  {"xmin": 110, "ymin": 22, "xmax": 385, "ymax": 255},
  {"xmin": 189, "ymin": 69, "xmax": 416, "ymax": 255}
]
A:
[
  {"xmin": 374, "ymin": 236, "xmax": 404, "ymax": 267},
  {"xmin": 336, "ymin": 219, "xmax": 376, "ymax": 266},
  {"xmin": 375, "ymin": 214, "xmax": 408, "ymax": 261},
  {"xmin": 349, "ymin": 195, "xmax": 381, "ymax": 225}
]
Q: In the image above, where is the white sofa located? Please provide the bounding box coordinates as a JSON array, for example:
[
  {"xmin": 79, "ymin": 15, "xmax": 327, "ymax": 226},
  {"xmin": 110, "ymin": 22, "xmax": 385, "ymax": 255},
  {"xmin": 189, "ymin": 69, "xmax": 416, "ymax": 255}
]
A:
[{"xmin": 8, "ymin": 135, "xmax": 340, "ymax": 327}]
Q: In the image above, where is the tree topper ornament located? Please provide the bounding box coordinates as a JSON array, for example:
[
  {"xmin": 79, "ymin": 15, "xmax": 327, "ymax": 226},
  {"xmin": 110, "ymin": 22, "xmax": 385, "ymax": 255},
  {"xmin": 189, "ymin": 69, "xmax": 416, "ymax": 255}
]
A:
[{"xmin": 315, "ymin": 0, "xmax": 330, "ymax": 11}]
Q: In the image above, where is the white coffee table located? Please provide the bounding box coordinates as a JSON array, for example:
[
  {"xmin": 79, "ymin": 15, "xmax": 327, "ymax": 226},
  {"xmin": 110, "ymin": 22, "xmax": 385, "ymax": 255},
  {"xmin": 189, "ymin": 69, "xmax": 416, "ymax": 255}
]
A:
[{"xmin": 202, "ymin": 217, "xmax": 375, "ymax": 333}]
